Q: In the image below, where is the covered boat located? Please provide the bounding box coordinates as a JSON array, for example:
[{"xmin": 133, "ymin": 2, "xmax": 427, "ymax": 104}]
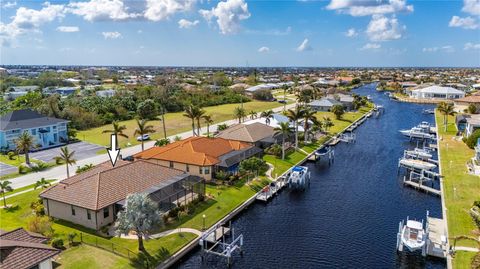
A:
[
  {"xmin": 399, "ymin": 158, "xmax": 437, "ymax": 171},
  {"xmin": 288, "ymin": 166, "xmax": 310, "ymax": 189},
  {"xmin": 397, "ymin": 218, "xmax": 426, "ymax": 252},
  {"xmin": 404, "ymin": 148, "xmax": 433, "ymax": 161}
]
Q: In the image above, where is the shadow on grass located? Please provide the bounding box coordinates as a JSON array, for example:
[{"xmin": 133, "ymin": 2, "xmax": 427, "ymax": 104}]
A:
[
  {"xmin": 130, "ymin": 247, "xmax": 171, "ymax": 269},
  {"xmin": 3, "ymin": 204, "xmax": 20, "ymax": 213},
  {"xmin": 162, "ymin": 199, "xmax": 218, "ymax": 231}
]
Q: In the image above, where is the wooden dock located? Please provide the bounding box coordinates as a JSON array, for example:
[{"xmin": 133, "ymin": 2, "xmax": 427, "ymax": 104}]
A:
[
  {"xmin": 256, "ymin": 181, "xmax": 286, "ymax": 202},
  {"xmin": 403, "ymin": 178, "xmax": 441, "ymax": 196},
  {"xmin": 205, "ymin": 226, "xmax": 231, "ymax": 243},
  {"xmin": 328, "ymin": 137, "xmax": 341, "ymax": 146},
  {"xmin": 426, "ymin": 216, "xmax": 448, "ymax": 258}
]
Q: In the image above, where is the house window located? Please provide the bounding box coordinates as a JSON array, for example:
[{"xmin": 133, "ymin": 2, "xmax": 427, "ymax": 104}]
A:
[
  {"xmin": 87, "ymin": 210, "xmax": 91, "ymax": 220},
  {"xmin": 31, "ymin": 129, "xmax": 36, "ymax": 135},
  {"xmin": 186, "ymin": 164, "xmax": 189, "ymax": 172},
  {"xmin": 103, "ymin": 207, "xmax": 109, "ymax": 218},
  {"xmin": 71, "ymin": 206, "xmax": 76, "ymax": 216},
  {"xmin": 199, "ymin": 167, "xmax": 203, "ymax": 174},
  {"xmin": 204, "ymin": 167, "xmax": 210, "ymax": 174},
  {"xmin": 169, "ymin": 161, "xmax": 174, "ymax": 168}
]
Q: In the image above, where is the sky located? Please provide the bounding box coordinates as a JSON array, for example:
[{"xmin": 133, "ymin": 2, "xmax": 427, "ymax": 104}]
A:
[{"xmin": 0, "ymin": 0, "xmax": 479, "ymax": 67}]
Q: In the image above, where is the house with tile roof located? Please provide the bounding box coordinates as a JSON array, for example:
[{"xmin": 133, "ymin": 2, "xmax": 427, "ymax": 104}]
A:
[
  {"xmin": 215, "ymin": 122, "xmax": 279, "ymax": 148},
  {"xmin": 134, "ymin": 137, "xmax": 263, "ymax": 180},
  {"xmin": 454, "ymin": 95, "xmax": 480, "ymax": 112},
  {"xmin": 308, "ymin": 98, "xmax": 343, "ymax": 112},
  {"xmin": 0, "ymin": 109, "xmax": 69, "ymax": 152},
  {"xmin": 40, "ymin": 160, "xmax": 205, "ymax": 230},
  {"xmin": 0, "ymin": 228, "xmax": 60, "ymax": 269}
]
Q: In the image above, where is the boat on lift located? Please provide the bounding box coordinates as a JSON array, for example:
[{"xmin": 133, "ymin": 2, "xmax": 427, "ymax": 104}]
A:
[
  {"xmin": 315, "ymin": 146, "xmax": 333, "ymax": 157},
  {"xmin": 404, "ymin": 148, "xmax": 433, "ymax": 161},
  {"xmin": 397, "ymin": 217, "xmax": 426, "ymax": 253},
  {"xmin": 288, "ymin": 166, "xmax": 310, "ymax": 189},
  {"xmin": 399, "ymin": 127, "xmax": 435, "ymax": 140},
  {"xmin": 399, "ymin": 158, "xmax": 437, "ymax": 171},
  {"xmin": 416, "ymin": 121, "xmax": 433, "ymax": 133}
]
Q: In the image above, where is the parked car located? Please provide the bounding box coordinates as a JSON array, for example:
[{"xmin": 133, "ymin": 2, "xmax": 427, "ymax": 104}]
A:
[
  {"xmin": 278, "ymin": 100, "xmax": 287, "ymax": 104},
  {"xmin": 137, "ymin": 134, "xmax": 150, "ymax": 141},
  {"xmin": 122, "ymin": 155, "xmax": 134, "ymax": 161}
]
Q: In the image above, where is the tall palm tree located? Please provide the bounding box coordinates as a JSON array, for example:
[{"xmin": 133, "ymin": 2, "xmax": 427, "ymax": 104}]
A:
[
  {"xmin": 286, "ymin": 107, "xmax": 303, "ymax": 149},
  {"xmin": 282, "ymin": 84, "xmax": 288, "ymax": 112},
  {"xmin": 274, "ymin": 122, "xmax": 293, "ymax": 160},
  {"xmin": 195, "ymin": 107, "xmax": 206, "ymax": 136},
  {"xmin": 102, "ymin": 121, "xmax": 128, "ymax": 145},
  {"xmin": 34, "ymin": 178, "xmax": 51, "ymax": 189},
  {"xmin": 323, "ymin": 116, "xmax": 334, "ymax": 133},
  {"xmin": 249, "ymin": 110, "xmax": 257, "ymax": 120},
  {"xmin": 260, "ymin": 110, "xmax": 274, "ymax": 125},
  {"xmin": 54, "ymin": 147, "xmax": 76, "ymax": 178},
  {"xmin": 0, "ymin": 181, "xmax": 13, "ymax": 208},
  {"xmin": 159, "ymin": 105, "xmax": 167, "ymax": 139},
  {"xmin": 134, "ymin": 119, "xmax": 155, "ymax": 151},
  {"xmin": 203, "ymin": 114, "xmax": 214, "ymax": 137},
  {"xmin": 183, "ymin": 105, "xmax": 197, "ymax": 136},
  {"xmin": 302, "ymin": 108, "xmax": 318, "ymax": 143},
  {"xmin": 437, "ymin": 102, "xmax": 455, "ymax": 132},
  {"xmin": 14, "ymin": 131, "xmax": 36, "ymax": 166},
  {"xmin": 234, "ymin": 107, "xmax": 246, "ymax": 123}
]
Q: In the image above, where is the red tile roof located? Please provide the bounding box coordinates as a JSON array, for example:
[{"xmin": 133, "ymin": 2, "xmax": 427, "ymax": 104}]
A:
[
  {"xmin": 134, "ymin": 137, "xmax": 252, "ymax": 166},
  {"xmin": 40, "ymin": 160, "xmax": 186, "ymax": 210}
]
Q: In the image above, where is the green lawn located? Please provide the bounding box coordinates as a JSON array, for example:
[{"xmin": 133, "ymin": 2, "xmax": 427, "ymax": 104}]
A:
[
  {"xmin": 263, "ymin": 151, "xmax": 308, "ymax": 177},
  {"xmin": 452, "ymin": 251, "xmax": 478, "ymax": 269},
  {"xmin": 78, "ymin": 101, "xmax": 285, "ymax": 147},
  {"xmin": 56, "ymin": 244, "xmax": 132, "ymax": 269},
  {"xmin": 2, "ymin": 179, "xmax": 56, "ymax": 197},
  {"xmin": 435, "ymin": 112, "xmax": 480, "ymax": 249}
]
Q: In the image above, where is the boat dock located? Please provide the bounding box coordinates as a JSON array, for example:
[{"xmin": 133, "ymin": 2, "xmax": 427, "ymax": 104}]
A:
[
  {"xmin": 256, "ymin": 180, "xmax": 287, "ymax": 202},
  {"xmin": 205, "ymin": 226, "xmax": 231, "ymax": 243},
  {"xmin": 403, "ymin": 175, "xmax": 441, "ymax": 196},
  {"xmin": 425, "ymin": 216, "xmax": 448, "ymax": 258}
]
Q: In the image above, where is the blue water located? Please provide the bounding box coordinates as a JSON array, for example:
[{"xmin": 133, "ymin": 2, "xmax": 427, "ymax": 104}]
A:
[{"xmin": 174, "ymin": 84, "xmax": 445, "ymax": 269}]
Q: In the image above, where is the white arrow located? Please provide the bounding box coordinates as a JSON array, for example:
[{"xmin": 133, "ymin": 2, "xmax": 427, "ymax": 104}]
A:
[{"xmin": 107, "ymin": 134, "xmax": 120, "ymax": 167}]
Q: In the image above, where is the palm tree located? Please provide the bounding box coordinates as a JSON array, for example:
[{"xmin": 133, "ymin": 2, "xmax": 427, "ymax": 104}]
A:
[
  {"xmin": 54, "ymin": 146, "xmax": 77, "ymax": 178},
  {"xmin": 282, "ymin": 84, "xmax": 288, "ymax": 112},
  {"xmin": 183, "ymin": 105, "xmax": 197, "ymax": 136},
  {"xmin": 331, "ymin": 105, "xmax": 345, "ymax": 120},
  {"xmin": 159, "ymin": 105, "xmax": 167, "ymax": 139},
  {"xmin": 260, "ymin": 110, "xmax": 274, "ymax": 125},
  {"xmin": 195, "ymin": 107, "xmax": 206, "ymax": 136},
  {"xmin": 302, "ymin": 108, "xmax": 317, "ymax": 143},
  {"xmin": 274, "ymin": 122, "xmax": 293, "ymax": 160},
  {"xmin": 14, "ymin": 131, "xmax": 36, "ymax": 166},
  {"xmin": 249, "ymin": 110, "xmax": 257, "ymax": 120},
  {"xmin": 0, "ymin": 181, "xmax": 13, "ymax": 208},
  {"xmin": 234, "ymin": 107, "xmax": 246, "ymax": 123},
  {"xmin": 134, "ymin": 119, "xmax": 155, "ymax": 151},
  {"xmin": 34, "ymin": 178, "xmax": 51, "ymax": 189},
  {"xmin": 323, "ymin": 116, "xmax": 334, "ymax": 133},
  {"xmin": 203, "ymin": 114, "xmax": 214, "ymax": 137},
  {"xmin": 102, "ymin": 121, "xmax": 128, "ymax": 145},
  {"xmin": 437, "ymin": 102, "xmax": 455, "ymax": 132},
  {"xmin": 286, "ymin": 107, "xmax": 303, "ymax": 149}
]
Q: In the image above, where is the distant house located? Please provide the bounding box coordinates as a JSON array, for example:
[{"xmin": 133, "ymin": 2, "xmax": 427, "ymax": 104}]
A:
[
  {"xmin": 95, "ymin": 89, "xmax": 116, "ymax": 98},
  {"xmin": 454, "ymin": 95, "xmax": 480, "ymax": 112},
  {"xmin": 247, "ymin": 113, "xmax": 305, "ymax": 132},
  {"xmin": 408, "ymin": 85, "xmax": 465, "ymax": 100},
  {"xmin": 0, "ymin": 228, "xmax": 60, "ymax": 269},
  {"xmin": 216, "ymin": 122, "xmax": 278, "ymax": 148},
  {"xmin": 134, "ymin": 137, "xmax": 262, "ymax": 180},
  {"xmin": 3, "ymin": 86, "xmax": 39, "ymax": 101},
  {"xmin": 326, "ymin": 93, "xmax": 354, "ymax": 110},
  {"xmin": 0, "ymin": 109, "xmax": 69, "ymax": 152},
  {"xmin": 40, "ymin": 160, "xmax": 204, "ymax": 230},
  {"xmin": 308, "ymin": 98, "xmax": 343, "ymax": 112},
  {"xmin": 43, "ymin": 87, "xmax": 77, "ymax": 96}
]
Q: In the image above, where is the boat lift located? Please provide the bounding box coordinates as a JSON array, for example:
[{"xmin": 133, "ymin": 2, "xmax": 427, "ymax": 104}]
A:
[
  {"xmin": 200, "ymin": 222, "xmax": 244, "ymax": 267},
  {"xmin": 339, "ymin": 132, "xmax": 356, "ymax": 143}
]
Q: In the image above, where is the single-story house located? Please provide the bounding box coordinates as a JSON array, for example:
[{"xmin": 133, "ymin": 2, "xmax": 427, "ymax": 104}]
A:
[
  {"xmin": 43, "ymin": 87, "xmax": 77, "ymax": 96},
  {"xmin": 326, "ymin": 93, "xmax": 355, "ymax": 110},
  {"xmin": 0, "ymin": 109, "xmax": 69, "ymax": 152},
  {"xmin": 0, "ymin": 228, "xmax": 60, "ymax": 269},
  {"xmin": 308, "ymin": 98, "xmax": 343, "ymax": 112},
  {"xmin": 454, "ymin": 95, "xmax": 480, "ymax": 112},
  {"xmin": 96, "ymin": 89, "xmax": 116, "ymax": 98},
  {"xmin": 3, "ymin": 86, "xmax": 39, "ymax": 101},
  {"xmin": 215, "ymin": 122, "xmax": 278, "ymax": 148},
  {"xmin": 134, "ymin": 137, "xmax": 262, "ymax": 180},
  {"xmin": 40, "ymin": 160, "xmax": 204, "ymax": 230},
  {"xmin": 408, "ymin": 85, "xmax": 465, "ymax": 100},
  {"xmin": 246, "ymin": 113, "xmax": 305, "ymax": 132}
]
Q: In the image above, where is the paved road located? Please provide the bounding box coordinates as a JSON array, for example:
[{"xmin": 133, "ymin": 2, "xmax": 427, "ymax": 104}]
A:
[
  {"xmin": 0, "ymin": 162, "xmax": 17, "ymax": 176},
  {"xmin": 8, "ymin": 103, "xmax": 296, "ymax": 189},
  {"xmin": 30, "ymin": 141, "xmax": 104, "ymax": 163}
]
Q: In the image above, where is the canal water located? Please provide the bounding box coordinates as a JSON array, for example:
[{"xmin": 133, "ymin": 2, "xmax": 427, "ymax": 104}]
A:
[{"xmin": 174, "ymin": 83, "xmax": 445, "ymax": 269}]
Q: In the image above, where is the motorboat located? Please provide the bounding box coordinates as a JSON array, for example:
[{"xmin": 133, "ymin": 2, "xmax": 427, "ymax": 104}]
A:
[
  {"xmin": 288, "ymin": 166, "xmax": 310, "ymax": 189},
  {"xmin": 423, "ymin": 109, "xmax": 435, "ymax": 114},
  {"xmin": 315, "ymin": 147, "xmax": 332, "ymax": 157},
  {"xmin": 397, "ymin": 218, "xmax": 426, "ymax": 252},
  {"xmin": 404, "ymin": 148, "xmax": 433, "ymax": 161},
  {"xmin": 416, "ymin": 121, "xmax": 432, "ymax": 133},
  {"xmin": 399, "ymin": 158, "xmax": 437, "ymax": 171},
  {"xmin": 399, "ymin": 127, "xmax": 435, "ymax": 140}
]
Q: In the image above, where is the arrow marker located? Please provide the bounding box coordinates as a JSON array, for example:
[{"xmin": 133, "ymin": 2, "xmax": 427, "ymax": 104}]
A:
[{"xmin": 107, "ymin": 134, "xmax": 120, "ymax": 167}]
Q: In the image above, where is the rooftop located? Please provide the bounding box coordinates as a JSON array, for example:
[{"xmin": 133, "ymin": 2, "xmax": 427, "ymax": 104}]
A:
[
  {"xmin": 0, "ymin": 109, "xmax": 69, "ymax": 131},
  {"xmin": 216, "ymin": 122, "xmax": 275, "ymax": 143}
]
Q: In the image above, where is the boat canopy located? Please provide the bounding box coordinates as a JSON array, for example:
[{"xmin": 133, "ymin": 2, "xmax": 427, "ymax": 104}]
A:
[{"xmin": 406, "ymin": 220, "xmax": 423, "ymax": 230}]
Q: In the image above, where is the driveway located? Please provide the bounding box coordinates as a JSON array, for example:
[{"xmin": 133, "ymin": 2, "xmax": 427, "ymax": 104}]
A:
[
  {"xmin": 0, "ymin": 162, "xmax": 17, "ymax": 176},
  {"xmin": 30, "ymin": 142, "xmax": 105, "ymax": 163}
]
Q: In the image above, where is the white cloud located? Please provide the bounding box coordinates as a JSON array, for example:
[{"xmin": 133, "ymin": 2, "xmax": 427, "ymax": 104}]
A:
[
  {"xmin": 464, "ymin": 42, "xmax": 480, "ymax": 50},
  {"xmin": 449, "ymin": 16, "xmax": 478, "ymax": 29},
  {"xmin": 366, "ymin": 14, "xmax": 404, "ymax": 41},
  {"xmin": 178, "ymin": 19, "xmax": 200, "ymax": 29},
  {"xmin": 422, "ymin": 46, "xmax": 455, "ymax": 53},
  {"xmin": 296, "ymin": 38, "xmax": 312, "ymax": 52},
  {"xmin": 68, "ymin": 0, "xmax": 138, "ymax": 21},
  {"xmin": 102, "ymin": 31, "xmax": 122, "ymax": 39},
  {"xmin": 360, "ymin": 43, "xmax": 381, "ymax": 50},
  {"xmin": 145, "ymin": 0, "xmax": 196, "ymax": 21},
  {"xmin": 258, "ymin": 46, "xmax": 270, "ymax": 53},
  {"xmin": 199, "ymin": 0, "xmax": 250, "ymax": 34},
  {"xmin": 462, "ymin": 0, "xmax": 480, "ymax": 16},
  {"xmin": 345, "ymin": 28, "xmax": 357, "ymax": 37},
  {"xmin": 2, "ymin": 1, "xmax": 17, "ymax": 8},
  {"xmin": 422, "ymin": 47, "xmax": 438, "ymax": 53},
  {"xmin": 56, "ymin": 26, "xmax": 80, "ymax": 32},
  {"xmin": 326, "ymin": 0, "xmax": 413, "ymax": 17}
]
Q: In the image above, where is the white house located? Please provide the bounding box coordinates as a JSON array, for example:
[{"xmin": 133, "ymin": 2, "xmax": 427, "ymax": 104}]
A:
[{"xmin": 408, "ymin": 85, "xmax": 465, "ymax": 100}]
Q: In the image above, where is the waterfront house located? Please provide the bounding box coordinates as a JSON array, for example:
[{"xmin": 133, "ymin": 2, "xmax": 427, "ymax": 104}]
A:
[
  {"xmin": 40, "ymin": 160, "xmax": 205, "ymax": 230},
  {"xmin": 216, "ymin": 122, "xmax": 278, "ymax": 148},
  {"xmin": 308, "ymin": 98, "xmax": 343, "ymax": 112},
  {"xmin": 0, "ymin": 228, "xmax": 60, "ymax": 269},
  {"xmin": 456, "ymin": 114, "xmax": 480, "ymax": 136},
  {"xmin": 454, "ymin": 95, "xmax": 480, "ymax": 112},
  {"xmin": 134, "ymin": 137, "xmax": 262, "ymax": 180},
  {"xmin": 326, "ymin": 93, "xmax": 355, "ymax": 110},
  {"xmin": 247, "ymin": 113, "xmax": 305, "ymax": 132},
  {"xmin": 407, "ymin": 85, "xmax": 465, "ymax": 100},
  {"xmin": 0, "ymin": 109, "xmax": 69, "ymax": 152}
]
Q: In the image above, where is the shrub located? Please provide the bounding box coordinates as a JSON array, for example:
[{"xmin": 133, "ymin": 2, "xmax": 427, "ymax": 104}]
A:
[
  {"xmin": 26, "ymin": 215, "xmax": 52, "ymax": 235},
  {"xmin": 217, "ymin": 123, "xmax": 228, "ymax": 131},
  {"xmin": 51, "ymin": 238, "xmax": 64, "ymax": 249},
  {"xmin": 168, "ymin": 207, "xmax": 180, "ymax": 219},
  {"xmin": 468, "ymin": 104, "xmax": 477, "ymax": 114},
  {"xmin": 30, "ymin": 198, "xmax": 45, "ymax": 216},
  {"xmin": 67, "ymin": 232, "xmax": 77, "ymax": 245},
  {"xmin": 266, "ymin": 144, "xmax": 282, "ymax": 157},
  {"xmin": 464, "ymin": 129, "xmax": 480, "ymax": 149},
  {"xmin": 76, "ymin": 164, "xmax": 94, "ymax": 174},
  {"xmin": 18, "ymin": 165, "xmax": 30, "ymax": 174},
  {"xmin": 30, "ymin": 162, "xmax": 49, "ymax": 172},
  {"xmin": 7, "ymin": 151, "xmax": 16, "ymax": 160},
  {"xmin": 253, "ymin": 89, "xmax": 273, "ymax": 101},
  {"xmin": 215, "ymin": 170, "xmax": 228, "ymax": 181}
]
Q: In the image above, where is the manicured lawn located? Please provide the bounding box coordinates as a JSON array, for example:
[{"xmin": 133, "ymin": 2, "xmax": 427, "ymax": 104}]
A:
[
  {"xmin": 2, "ymin": 179, "xmax": 56, "ymax": 196},
  {"xmin": 452, "ymin": 251, "xmax": 478, "ymax": 269},
  {"xmin": 263, "ymin": 150, "xmax": 308, "ymax": 177},
  {"xmin": 0, "ymin": 154, "xmax": 27, "ymax": 167},
  {"xmin": 56, "ymin": 244, "xmax": 132, "ymax": 269},
  {"xmin": 78, "ymin": 101, "xmax": 284, "ymax": 147},
  {"xmin": 435, "ymin": 112, "xmax": 480, "ymax": 249}
]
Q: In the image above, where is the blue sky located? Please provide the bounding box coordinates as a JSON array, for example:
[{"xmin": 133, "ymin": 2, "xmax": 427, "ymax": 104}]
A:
[{"xmin": 1, "ymin": 0, "xmax": 479, "ymax": 67}]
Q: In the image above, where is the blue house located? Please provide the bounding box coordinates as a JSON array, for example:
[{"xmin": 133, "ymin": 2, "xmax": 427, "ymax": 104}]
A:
[{"xmin": 0, "ymin": 109, "xmax": 69, "ymax": 152}]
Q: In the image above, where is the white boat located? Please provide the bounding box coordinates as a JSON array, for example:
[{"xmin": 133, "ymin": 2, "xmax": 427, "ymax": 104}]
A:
[
  {"xmin": 416, "ymin": 121, "xmax": 432, "ymax": 133},
  {"xmin": 404, "ymin": 148, "xmax": 433, "ymax": 161},
  {"xmin": 288, "ymin": 166, "xmax": 310, "ymax": 189},
  {"xmin": 399, "ymin": 128, "xmax": 435, "ymax": 140},
  {"xmin": 399, "ymin": 158, "xmax": 437, "ymax": 171},
  {"xmin": 315, "ymin": 147, "xmax": 332, "ymax": 157},
  {"xmin": 397, "ymin": 218, "xmax": 426, "ymax": 252},
  {"xmin": 423, "ymin": 109, "xmax": 435, "ymax": 114}
]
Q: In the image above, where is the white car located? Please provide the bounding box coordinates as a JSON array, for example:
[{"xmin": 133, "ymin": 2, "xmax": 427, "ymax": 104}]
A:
[{"xmin": 137, "ymin": 134, "xmax": 150, "ymax": 141}]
